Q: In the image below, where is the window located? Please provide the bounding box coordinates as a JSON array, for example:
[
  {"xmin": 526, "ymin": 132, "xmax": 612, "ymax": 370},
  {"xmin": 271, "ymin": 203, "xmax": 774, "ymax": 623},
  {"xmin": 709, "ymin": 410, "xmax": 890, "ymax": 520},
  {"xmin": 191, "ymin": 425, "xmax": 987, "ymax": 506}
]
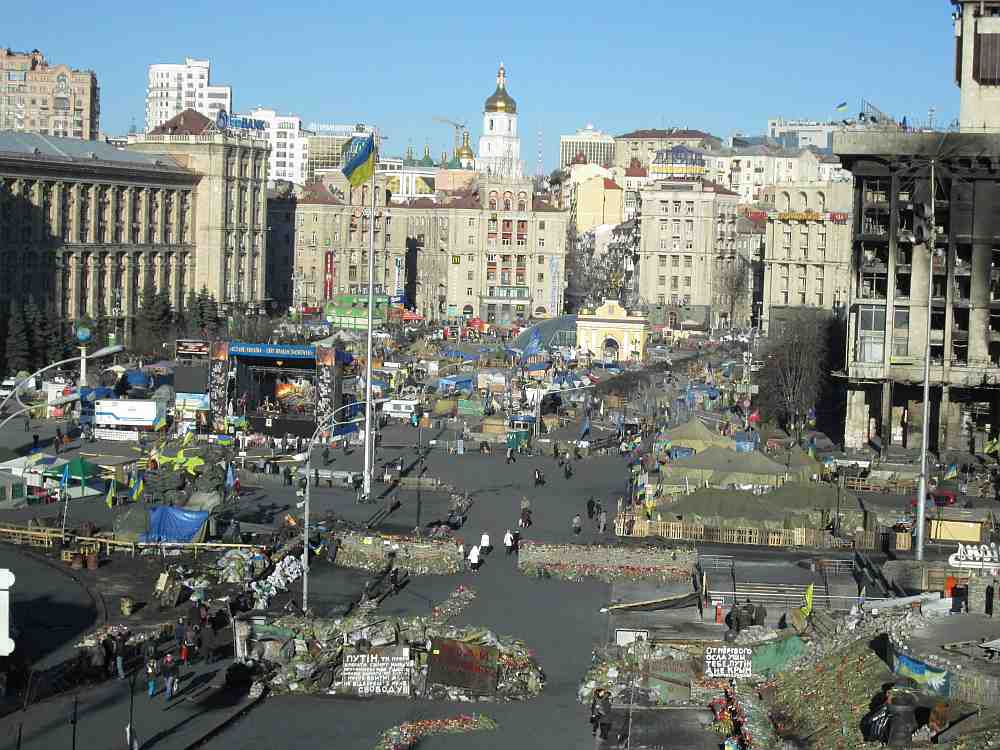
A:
[
  {"xmin": 657, "ymin": 294, "xmax": 665, "ymax": 305},
  {"xmin": 671, "ymin": 294, "xmax": 679, "ymax": 305},
  {"xmin": 658, "ymin": 275, "xmax": 666, "ymax": 287},
  {"xmin": 539, "ymin": 221, "xmax": 546, "ymax": 230},
  {"xmin": 685, "ymin": 201, "xmax": 694, "ymax": 215},
  {"xmin": 892, "ymin": 308, "xmax": 909, "ymax": 357},
  {"xmin": 452, "ymin": 255, "xmax": 461, "ymax": 264},
  {"xmin": 671, "ymin": 277, "xmax": 679, "ymax": 290},
  {"xmin": 537, "ymin": 273, "xmax": 544, "ymax": 282},
  {"xmin": 467, "ymin": 271, "xmax": 474, "ymax": 281},
  {"xmin": 658, "ymin": 255, "xmax": 667, "ymax": 267},
  {"xmin": 466, "ymin": 288, "xmax": 473, "ymax": 296},
  {"xmin": 468, "ymin": 254, "xmax": 474, "ymax": 262},
  {"xmin": 671, "ymin": 256, "xmax": 679, "ymax": 268},
  {"xmin": 537, "ymin": 255, "xmax": 544, "ymax": 264},
  {"xmin": 684, "ymin": 276, "xmax": 691, "ymax": 288},
  {"xmin": 684, "ymin": 256, "xmax": 692, "ymax": 268},
  {"xmin": 682, "ymin": 294, "xmax": 691, "ymax": 306},
  {"xmin": 468, "ymin": 218, "xmax": 476, "ymax": 227},
  {"xmin": 538, "ymin": 237, "xmax": 545, "ymax": 247},
  {"xmin": 857, "ymin": 305, "xmax": 886, "ymax": 363},
  {"xmin": 468, "ymin": 235, "xmax": 475, "ymax": 246}
]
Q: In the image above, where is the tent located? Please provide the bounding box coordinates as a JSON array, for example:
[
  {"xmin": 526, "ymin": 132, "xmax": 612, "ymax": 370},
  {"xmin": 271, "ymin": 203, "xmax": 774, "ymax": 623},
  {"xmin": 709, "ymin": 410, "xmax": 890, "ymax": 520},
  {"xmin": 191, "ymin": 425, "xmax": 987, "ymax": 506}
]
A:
[
  {"xmin": 664, "ymin": 419, "xmax": 734, "ymax": 452},
  {"xmin": 142, "ymin": 506, "xmax": 208, "ymax": 543},
  {"xmin": 664, "ymin": 446, "xmax": 787, "ymax": 486},
  {"xmin": 782, "ymin": 446, "xmax": 825, "ymax": 482},
  {"xmin": 42, "ymin": 456, "xmax": 102, "ymax": 497}
]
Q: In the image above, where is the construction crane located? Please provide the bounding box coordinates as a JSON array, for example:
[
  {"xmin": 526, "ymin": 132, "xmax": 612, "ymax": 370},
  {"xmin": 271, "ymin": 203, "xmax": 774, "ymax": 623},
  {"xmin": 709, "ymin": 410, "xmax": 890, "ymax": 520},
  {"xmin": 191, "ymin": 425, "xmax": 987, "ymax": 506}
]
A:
[{"xmin": 433, "ymin": 116, "xmax": 467, "ymax": 154}]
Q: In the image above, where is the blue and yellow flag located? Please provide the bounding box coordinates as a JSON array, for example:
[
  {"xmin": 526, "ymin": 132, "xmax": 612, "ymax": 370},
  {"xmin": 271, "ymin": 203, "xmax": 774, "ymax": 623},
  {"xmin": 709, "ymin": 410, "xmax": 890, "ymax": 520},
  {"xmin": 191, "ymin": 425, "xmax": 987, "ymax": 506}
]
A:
[
  {"xmin": 944, "ymin": 463, "xmax": 959, "ymax": 480},
  {"xmin": 106, "ymin": 479, "xmax": 115, "ymax": 509},
  {"xmin": 341, "ymin": 134, "xmax": 376, "ymax": 187},
  {"xmin": 131, "ymin": 474, "xmax": 144, "ymax": 502},
  {"xmin": 835, "ymin": 101, "xmax": 849, "ymax": 112}
]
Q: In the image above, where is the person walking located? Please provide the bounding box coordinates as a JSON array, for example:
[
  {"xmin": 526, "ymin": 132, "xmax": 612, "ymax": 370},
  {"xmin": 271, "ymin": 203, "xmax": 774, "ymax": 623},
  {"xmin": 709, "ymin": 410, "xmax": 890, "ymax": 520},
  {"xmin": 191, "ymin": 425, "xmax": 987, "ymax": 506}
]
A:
[
  {"xmin": 146, "ymin": 657, "xmax": 158, "ymax": 698},
  {"xmin": 572, "ymin": 514, "xmax": 583, "ymax": 535},
  {"xmin": 506, "ymin": 447, "xmax": 515, "ymax": 465},
  {"xmin": 586, "ymin": 497, "xmax": 596, "ymax": 521},
  {"xmin": 563, "ymin": 462, "xmax": 573, "ymax": 480},
  {"xmin": 503, "ymin": 529, "xmax": 514, "ymax": 556},
  {"xmin": 467, "ymin": 544, "xmax": 481, "ymax": 574},
  {"xmin": 54, "ymin": 427, "xmax": 62, "ymax": 455},
  {"xmin": 511, "ymin": 527, "xmax": 521, "ymax": 554},
  {"xmin": 322, "ymin": 444, "xmax": 330, "ymax": 466},
  {"xmin": 598, "ymin": 509, "xmax": 608, "ymax": 534},
  {"xmin": 174, "ymin": 619, "xmax": 185, "ymax": 657},
  {"xmin": 479, "ymin": 531, "xmax": 491, "ymax": 555},
  {"xmin": 533, "ymin": 468, "xmax": 545, "ymax": 486},
  {"xmin": 32, "ymin": 433, "xmax": 39, "ymax": 452},
  {"xmin": 114, "ymin": 632, "xmax": 127, "ymax": 680},
  {"xmin": 162, "ymin": 654, "xmax": 177, "ymax": 699},
  {"xmin": 595, "ymin": 689, "xmax": 613, "ymax": 740},
  {"xmin": 23, "ymin": 415, "xmax": 29, "ymax": 432}
]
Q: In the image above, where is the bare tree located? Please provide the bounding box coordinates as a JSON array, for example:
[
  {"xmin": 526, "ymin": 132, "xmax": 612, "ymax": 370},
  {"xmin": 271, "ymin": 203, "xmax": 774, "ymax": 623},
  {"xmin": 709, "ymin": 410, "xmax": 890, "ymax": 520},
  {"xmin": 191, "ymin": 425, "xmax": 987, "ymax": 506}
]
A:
[
  {"xmin": 714, "ymin": 259, "xmax": 750, "ymax": 328},
  {"xmin": 755, "ymin": 310, "xmax": 830, "ymax": 441}
]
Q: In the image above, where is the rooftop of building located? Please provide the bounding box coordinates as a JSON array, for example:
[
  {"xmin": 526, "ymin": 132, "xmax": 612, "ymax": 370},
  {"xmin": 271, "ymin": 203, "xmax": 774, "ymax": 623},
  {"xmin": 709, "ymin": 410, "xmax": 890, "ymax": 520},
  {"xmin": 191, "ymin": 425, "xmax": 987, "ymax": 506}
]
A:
[
  {"xmin": 834, "ymin": 129, "xmax": 1000, "ymax": 158},
  {"xmin": 603, "ymin": 178, "xmax": 622, "ymax": 190},
  {"xmin": 297, "ymin": 181, "xmax": 343, "ymax": 205},
  {"xmin": 0, "ymin": 47, "xmax": 95, "ymax": 74},
  {"xmin": 148, "ymin": 109, "xmax": 215, "ymax": 136},
  {"xmin": 0, "ymin": 131, "xmax": 189, "ymax": 172},
  {"xmin": 616, "ymin": 128, "xmax": 717, "ymax": 141}
]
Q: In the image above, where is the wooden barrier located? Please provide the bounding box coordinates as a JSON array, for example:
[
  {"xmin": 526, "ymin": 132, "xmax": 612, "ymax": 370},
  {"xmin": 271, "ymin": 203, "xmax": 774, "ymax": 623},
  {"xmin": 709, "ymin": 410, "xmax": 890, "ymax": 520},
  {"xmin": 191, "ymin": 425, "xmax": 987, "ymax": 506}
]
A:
[
  {"xmin": 0, "ymin": 525, "xmax": 63, "ymax": 548},
  {"xmin": 617, "ymin": 513, "xmax": 884, "ymax": 551}
]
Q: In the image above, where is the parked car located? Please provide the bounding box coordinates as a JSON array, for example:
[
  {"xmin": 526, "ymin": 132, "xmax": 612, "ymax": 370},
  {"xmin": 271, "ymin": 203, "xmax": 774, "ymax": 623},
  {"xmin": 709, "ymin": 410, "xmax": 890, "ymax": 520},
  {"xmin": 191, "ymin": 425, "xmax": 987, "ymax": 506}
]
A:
[{"xmin": 909, "ymin": 490, "xmax": 958, "ymax": 509}]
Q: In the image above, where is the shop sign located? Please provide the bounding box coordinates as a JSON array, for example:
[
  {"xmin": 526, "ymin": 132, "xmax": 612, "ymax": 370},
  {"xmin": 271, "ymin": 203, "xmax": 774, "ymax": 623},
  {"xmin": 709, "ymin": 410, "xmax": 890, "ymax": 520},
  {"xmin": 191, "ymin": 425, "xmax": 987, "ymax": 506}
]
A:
[
  {"xmin": 948, "ymin": 542, "xmax": 1000, "ymax": 570},
  {"xmin": 216, "ymin": 110, "xmax": 265, "ymax": 132},
  {"xmin": 427, "ymin": 638, "xmax": 498, "ymax": 695},
  {"xmin": 703, "ymin": 647, "xmax": 752, "ymax": 679},
  {"xmin": 777, "ymin": 211, "xmax": 823, "ymax": 222},
  {"xmin": 828, "ymin": 211, "xmax": 850, "ymax": 223}
]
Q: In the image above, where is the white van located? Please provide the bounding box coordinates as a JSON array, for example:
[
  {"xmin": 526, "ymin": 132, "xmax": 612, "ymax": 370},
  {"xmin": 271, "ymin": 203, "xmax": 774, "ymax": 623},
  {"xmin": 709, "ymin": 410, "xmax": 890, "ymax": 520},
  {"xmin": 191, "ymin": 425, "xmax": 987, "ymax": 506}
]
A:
[{"xmin": 382, "ymin": 399, "xmax": 422, "ymax": 421}]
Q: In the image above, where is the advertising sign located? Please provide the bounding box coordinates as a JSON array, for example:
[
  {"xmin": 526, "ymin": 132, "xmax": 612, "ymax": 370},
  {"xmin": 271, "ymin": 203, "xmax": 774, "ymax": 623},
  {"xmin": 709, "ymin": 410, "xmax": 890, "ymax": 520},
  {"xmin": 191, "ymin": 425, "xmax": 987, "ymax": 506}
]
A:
[
  {"xmin": 228, "ymin": 342, "xmax": 316, "ymax": 359},
  {"xmin": 94, "ymin": 399, "xmax": 164, "ymax": 428},
  {"xmin": 215, "ymin": 109, "xmax": 265, "ymax": 132},
  {"xmin": 703, "ymin": 647, "xmax": 753, "ymax": 679},
  {"xmin": 426, "ymin": 638, "xmax": 498, "ymax": 695},
  {"xmin": 175, "ymin": 339, "xmax": 210, "ymax": 358},
  {"xmin": 948, "ymin": 542, "xmax": 1000, "ymax": 570},
  {"xmin": 175, "ymin": 392, "xmax": 210, "ymax": 410}
]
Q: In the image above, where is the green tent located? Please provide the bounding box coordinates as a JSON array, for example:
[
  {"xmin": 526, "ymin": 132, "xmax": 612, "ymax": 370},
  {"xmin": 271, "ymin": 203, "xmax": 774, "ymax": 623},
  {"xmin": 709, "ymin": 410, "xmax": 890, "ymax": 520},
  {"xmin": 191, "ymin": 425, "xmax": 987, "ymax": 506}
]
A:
[{"xmin": 42, "ymin": 456, "xmax": 100, "ymax": 480}]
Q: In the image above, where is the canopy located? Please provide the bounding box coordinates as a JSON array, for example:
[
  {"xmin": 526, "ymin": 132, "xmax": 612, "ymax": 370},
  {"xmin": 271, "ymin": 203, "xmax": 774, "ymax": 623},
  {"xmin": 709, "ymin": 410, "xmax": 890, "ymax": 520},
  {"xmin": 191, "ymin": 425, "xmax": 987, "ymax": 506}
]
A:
[
  {"xmin": 663, "ymin": 419, "xmax": 734, "ymax": 452},
  {"xmin": 43, "ymin": 456, "xmax": 99, "ymax": 480}
]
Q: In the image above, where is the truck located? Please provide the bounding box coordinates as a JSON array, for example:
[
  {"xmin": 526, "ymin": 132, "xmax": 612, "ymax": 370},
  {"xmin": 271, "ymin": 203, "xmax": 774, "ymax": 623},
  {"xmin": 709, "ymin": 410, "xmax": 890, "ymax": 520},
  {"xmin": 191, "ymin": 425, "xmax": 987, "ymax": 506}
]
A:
[{"xmin": 94, "ymin": 399, "xmax": 166, "ymax": 428}]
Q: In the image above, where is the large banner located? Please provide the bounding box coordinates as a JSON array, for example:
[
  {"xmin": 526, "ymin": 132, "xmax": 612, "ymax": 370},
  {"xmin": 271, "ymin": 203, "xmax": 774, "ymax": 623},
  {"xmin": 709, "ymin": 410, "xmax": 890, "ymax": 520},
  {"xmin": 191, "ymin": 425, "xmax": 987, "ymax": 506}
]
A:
[
  {"xmin": 209, "ymin": 341, "xmax": 230, "ymax": 432},
  {"xmin": 427, "ymin": 638, "xmax": 498, "ymax": 695},
  {"xmin": 315, "ymin": 345, "xmax": 337, "ymax": 430}
]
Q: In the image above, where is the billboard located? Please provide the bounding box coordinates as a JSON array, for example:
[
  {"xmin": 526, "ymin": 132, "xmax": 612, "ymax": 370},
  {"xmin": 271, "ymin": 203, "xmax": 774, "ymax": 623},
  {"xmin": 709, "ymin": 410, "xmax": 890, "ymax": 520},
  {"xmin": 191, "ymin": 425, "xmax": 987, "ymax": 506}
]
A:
[
  {"xmin": 175, "ymin": 392, "xmax": 210, "ymax": 410},
  {"xmin": 175, "ymin": 340, "xmax": 210, "ymax": 358},
  {"xmin": 94, "ymin": 399, "xmax": 165, "ymax": 428},
  {"xmin": 426, "ymin": 638, "xmax": 498, "ymax": 695}
]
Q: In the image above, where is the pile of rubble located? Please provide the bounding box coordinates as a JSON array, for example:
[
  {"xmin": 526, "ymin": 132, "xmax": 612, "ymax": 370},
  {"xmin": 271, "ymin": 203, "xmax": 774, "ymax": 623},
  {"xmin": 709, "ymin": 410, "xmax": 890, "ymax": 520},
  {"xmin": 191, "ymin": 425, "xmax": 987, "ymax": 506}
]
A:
[
  {"xmin": 336, "ymin": 531, "xmax": 464, "ymax": 576},
  {"xmin": 518, "ymin": 542, "xmax": 695, "ymax": 584},
  {"xmin": 374, "ymin": 714, "xmax": 497, "ymax": 750},
  {"xmin": 578, "ymin": 641, "xmax": 695, "ymax": 707}
]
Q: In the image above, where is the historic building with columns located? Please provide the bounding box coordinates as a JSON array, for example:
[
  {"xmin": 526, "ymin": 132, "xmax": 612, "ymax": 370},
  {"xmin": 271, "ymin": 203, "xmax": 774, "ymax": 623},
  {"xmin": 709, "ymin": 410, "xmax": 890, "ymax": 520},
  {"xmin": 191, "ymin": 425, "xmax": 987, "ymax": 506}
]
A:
[{"xmin": 0, "ymin": 108, "xmax": 270, "ymax": 345}]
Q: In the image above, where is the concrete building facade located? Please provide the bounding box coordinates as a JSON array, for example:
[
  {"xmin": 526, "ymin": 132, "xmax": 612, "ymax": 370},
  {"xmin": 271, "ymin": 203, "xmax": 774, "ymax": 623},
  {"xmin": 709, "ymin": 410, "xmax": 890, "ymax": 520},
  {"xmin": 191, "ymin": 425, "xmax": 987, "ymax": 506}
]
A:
[
  {"xmin": 0, "ymin": 48, "xmax": 100, "ymax": 139},
  {"xmin": 835, "ymin": 129, "xmax": 1000, "ymax": 456},
  {"xmin": 559, "ymin": 125, "xmax": 615, "ymax": 169},
  {"xmin": 759, "ymin": 181, "xmax": 853, "ymax": 334},
  {"xmin": 248, "ymin": 108, "xmax": 309, "ymax": 185},
  {"xmin": 953, "ymin": 0, "xmax": 1000, "ymax": 130},
  {"xmin": 636, "ymin": 178, "xmax": 739, "ymax": 328},
  {"xmin": 573, "ymin": 176, "xmax": 623, "ymax": 234},
  {"xmin": 145, "ymin": 58, "xmax": 232, "ymax": 133},
  {"xmin": 766, "ymin": 118, "xmax": 845, "ymax": 150},
  {"xmin": 128, "ymin": 109, "xmax": 271, "ymax": 311},
  {"xmin": 0, "ymin": 132, "xmax": 199, "ymax": 346},
  {"xmin": 576, "ymin": 299, "xmax": 649, "ymax": 362},
  {"xmin": 281, "ymin": 177, "xmax": 567, "ymax": 323}
]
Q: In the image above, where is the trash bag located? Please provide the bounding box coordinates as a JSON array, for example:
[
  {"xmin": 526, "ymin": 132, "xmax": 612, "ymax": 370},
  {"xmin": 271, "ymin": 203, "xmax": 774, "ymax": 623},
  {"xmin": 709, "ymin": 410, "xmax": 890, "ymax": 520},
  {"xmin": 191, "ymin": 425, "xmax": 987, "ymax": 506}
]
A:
[{"xmin": 861, "ymin": 704, "xmax": 891, "ymax": 743}]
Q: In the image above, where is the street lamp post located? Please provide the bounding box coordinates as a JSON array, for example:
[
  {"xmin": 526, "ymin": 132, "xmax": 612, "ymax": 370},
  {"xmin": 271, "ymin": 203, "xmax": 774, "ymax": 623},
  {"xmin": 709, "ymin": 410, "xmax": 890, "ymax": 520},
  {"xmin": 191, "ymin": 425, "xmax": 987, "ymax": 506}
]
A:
[
  {"xmin": 0, "ymin": 345, "xmax": 123, "ymax": 419},
  {"xmin": 299, "ymin": 400, "xmax": 367, "ymax": 612}
]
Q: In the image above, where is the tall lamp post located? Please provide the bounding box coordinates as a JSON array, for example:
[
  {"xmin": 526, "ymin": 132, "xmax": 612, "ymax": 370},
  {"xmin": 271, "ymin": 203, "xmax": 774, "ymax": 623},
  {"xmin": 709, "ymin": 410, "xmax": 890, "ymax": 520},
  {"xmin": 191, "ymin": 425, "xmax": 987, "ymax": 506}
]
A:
[
  {"xmin": 297, "ymin": 400, "xmax": 367, "ymax": 612},
  {"xmin": 0, "ymin": 345, "xmax": 124, "ymax": 419}
]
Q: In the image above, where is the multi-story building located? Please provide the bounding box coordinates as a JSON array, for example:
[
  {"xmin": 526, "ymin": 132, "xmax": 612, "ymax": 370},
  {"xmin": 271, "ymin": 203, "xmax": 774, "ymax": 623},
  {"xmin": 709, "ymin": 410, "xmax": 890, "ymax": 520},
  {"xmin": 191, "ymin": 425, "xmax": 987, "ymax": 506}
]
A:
[
  {"xmin": 736, "ymin": 215, "xmax": 766, "ymax": 328},
  {"xmin": 831, "ymin": 0, "xmax": 1000, "ymax": 456},
  {"xmin": 0, "ymin": 48, "xmax": 100, "ymax": 139},
  {"xmin": 613, "ymin": 128, "xmax": 721, "ymax": 170},
  {"xmin": 766, "ymin": 118, "xmax": 845, "ymax": 150},
  {"xmin": 759, "ymin": 181, "xmax": 853, "ymax": 334},
  {"xmin": 0, "ymin": 132, "xmax": 199, "ymax": 345},
  {"xmin": 145, "ymin": 58, "xmax": 231, "ymax": 133},
  {"xmin": 559, "ymin": 125, "xmax": 615, "ymax": 169},
  {"xmin": 620, "ymin": 159, "xmax": 651, "ymax": 220},
  {"xmin": 572, "ymin": 176, "xmax": 623, "ymax": 234},
  {"xmin": 248, "ymin": 108, "xmax": 309, "ymax": 185},
  {"xmin": 636, "ymin": 178, "xmax": 739, "ymax": 328},
  {"xmin": 129, "ymin": 109, "xmax": 271, "ymax": 309},
  {"xmin": 282, "ymin": 175, "xmax": 567, "ymax": 323}
]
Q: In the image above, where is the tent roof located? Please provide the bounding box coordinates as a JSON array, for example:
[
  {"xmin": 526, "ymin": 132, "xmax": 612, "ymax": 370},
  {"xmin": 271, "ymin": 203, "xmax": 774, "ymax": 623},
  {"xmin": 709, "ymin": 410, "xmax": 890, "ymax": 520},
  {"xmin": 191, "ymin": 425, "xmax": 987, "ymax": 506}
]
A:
[
  {"xmin": 42, "ymin": 456, "xmax": 100, "ymax": 479},
  {"xmin": 664, "ymin": 419, "xmax": 734, "ymax": 450},
  {"xmin": 669, "ymin": 446, "xmax": 787, "ymax": 476},
  {"xmin": 664, "ymin": 488, "xmax": 786, "ymax": 521}
]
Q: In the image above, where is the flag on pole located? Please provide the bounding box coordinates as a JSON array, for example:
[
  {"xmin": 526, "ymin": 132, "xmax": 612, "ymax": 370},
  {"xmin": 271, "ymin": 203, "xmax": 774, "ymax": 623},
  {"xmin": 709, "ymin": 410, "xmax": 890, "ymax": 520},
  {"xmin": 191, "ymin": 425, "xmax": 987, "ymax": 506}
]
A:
[
  {"xmin": 835, "ymin": 101, "xmax": 849, "ymax": 112},
  {"xmin": 341, "ymin": 134, "xmax": 376, "ymax": 187},
  {"xmin": 800, "ymin": 583, "xmax": 815, "ymax": 618},
  {"xmin": 130, "ymin": 474, "xmax": 144, "ymax": 502},
  {"xmin": 579, "ymin": 416, "xmax": 591, "ymax": 440},
  {"xmin": 225, "ymin": 464, "xmax": 236, "ymax": 488},
  {"xmin": 60, "ymin": 463, "xmax": 70, "ymax": 489},
  {"xmin": 944, "ymin": 463, "xmax": 959, "ymax": 480},
  {"xmin": 986, "ymin": 437, "xmax": 999, "ymax": 456},
  {"xmin": 105, "ymin": 479, "xmax": 115, "ymax": 509}
]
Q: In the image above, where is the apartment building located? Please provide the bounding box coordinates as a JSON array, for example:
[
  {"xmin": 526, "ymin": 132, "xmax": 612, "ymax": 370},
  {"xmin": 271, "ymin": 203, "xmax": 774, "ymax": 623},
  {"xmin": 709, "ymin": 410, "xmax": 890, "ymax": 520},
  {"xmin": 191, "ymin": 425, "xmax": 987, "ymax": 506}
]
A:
[
  {"xmin": 145, "ymin": 58, "xmax": 231, "ymax": 133},
  {"xmin": 248, "ymin": 108, "xmax": 309, "ymax": 185},
  {"xmin": 613, "ymin": 128, "xmax": 721, "ymax": 170},
  {"xmin": 759, "ymin": 181, "xmax": 853, "ymax": 334},
  {"xmin": 636, "ymin": 179, "xmax": 739, "ymax": 328},
  {"xmin": 0, "ymin": 48, "xmax": 100, "ymax": 139}
]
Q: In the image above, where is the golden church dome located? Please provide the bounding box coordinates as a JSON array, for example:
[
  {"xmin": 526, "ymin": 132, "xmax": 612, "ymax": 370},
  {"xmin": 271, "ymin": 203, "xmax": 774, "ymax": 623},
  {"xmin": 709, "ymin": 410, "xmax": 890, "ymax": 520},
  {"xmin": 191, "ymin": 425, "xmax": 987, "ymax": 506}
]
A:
[{"xmin": 484, "ymin": 63, "xmax": 517, "ymax": 114}]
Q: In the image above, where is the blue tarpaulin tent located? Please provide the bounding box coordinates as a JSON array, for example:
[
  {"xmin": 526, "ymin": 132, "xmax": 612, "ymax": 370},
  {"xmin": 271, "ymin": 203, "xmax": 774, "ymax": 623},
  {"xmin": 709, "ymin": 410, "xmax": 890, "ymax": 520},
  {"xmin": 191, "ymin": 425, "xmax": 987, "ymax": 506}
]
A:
[
  {"xmin": 437, "ymin": 375, "xmax": 474, "ymax": 393},
  {"xmin": 141, "ymin": 506, "xmax": 208, "ymax": 543}
]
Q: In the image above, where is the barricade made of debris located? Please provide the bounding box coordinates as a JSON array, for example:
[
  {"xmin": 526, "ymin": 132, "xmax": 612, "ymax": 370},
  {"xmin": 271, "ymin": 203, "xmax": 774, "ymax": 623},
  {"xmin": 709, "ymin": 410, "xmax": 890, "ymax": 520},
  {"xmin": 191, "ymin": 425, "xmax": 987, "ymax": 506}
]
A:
[
  {"xmin": 336, "ymin": 531, "xmax": 464, "ymax": 576},
  {"xmin": 517, "ymin": 542, "xmax": 696, "ymax": 584}
]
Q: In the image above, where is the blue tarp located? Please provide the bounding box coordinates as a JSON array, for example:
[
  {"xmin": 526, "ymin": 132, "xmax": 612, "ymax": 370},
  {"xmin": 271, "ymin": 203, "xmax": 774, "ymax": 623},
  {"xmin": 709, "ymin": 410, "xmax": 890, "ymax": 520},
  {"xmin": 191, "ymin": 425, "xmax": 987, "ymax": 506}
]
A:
[
  {"xmin": 141, "ymin": 506, "xmax": 208, "ymax": 543},
  {"xmin": 437, "ymin": 375, "xmax": 474, "ymax": 393},
  {"xmin": 125, "ymin": 370, "xmax": 151, "ymax": 388},
  {"xmin": 525, "ymin": 361, "xmax": 549, "ymax": 372}
]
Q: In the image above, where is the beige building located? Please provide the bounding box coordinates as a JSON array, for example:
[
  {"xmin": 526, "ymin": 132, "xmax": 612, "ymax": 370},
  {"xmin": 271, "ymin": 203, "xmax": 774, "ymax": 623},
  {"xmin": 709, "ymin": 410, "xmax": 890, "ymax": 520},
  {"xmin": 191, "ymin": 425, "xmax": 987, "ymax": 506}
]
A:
[
  {"xmin": 573, "ymin": 176, "xmax": 623, "ymax": 234},
  {"xmin": 954, "ymin": 0, "xmax": 1000, "ymax": 130},
  {"xmin": 613, "ymin": 128, "xmax": 721, "ymax": 169},
  {"xmin": 636, "ymin": 178, "xmax": 739, "ymax": 328},
  {"xmin": 576, "ymin": 299, "xmax": 649, "ymax": 362},
  {"xmin": 283, "ymin": 175, "xmax": 568, "ymax": 324},
  {"xmin": 0, "ymin": 132, "xmax": 199, "ymax": 345},
  {"xmin": 0, "ymin": 48, "xmax": 100, "ymax": 139},
  {"xmin": 759, "ymin": 181, "xmax": 853, "ymax": 334}
]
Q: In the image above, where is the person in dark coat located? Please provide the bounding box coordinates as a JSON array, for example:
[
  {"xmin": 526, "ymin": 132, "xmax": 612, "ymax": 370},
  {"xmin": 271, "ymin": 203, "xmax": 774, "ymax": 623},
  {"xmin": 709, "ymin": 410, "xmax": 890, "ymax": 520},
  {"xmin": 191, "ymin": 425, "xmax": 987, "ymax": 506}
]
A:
[
  {"xmin": 595, "ymin": 689, "xmax": 613, "ymax": 740},
  {"xmin": 586, "ymin": 497, "xmax": 596, "ymax": 521},
  {"xmin": 322, "ymin": 445, "xmax": 330, "ymax": 465}
]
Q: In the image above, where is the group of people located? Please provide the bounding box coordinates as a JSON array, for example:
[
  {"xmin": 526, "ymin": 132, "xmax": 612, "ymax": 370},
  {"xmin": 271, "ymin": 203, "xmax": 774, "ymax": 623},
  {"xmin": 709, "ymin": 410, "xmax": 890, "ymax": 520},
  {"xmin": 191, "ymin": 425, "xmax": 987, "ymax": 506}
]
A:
[{"xmin": 464, "ymin": 526, "xmax": 526, "ymax": 573}]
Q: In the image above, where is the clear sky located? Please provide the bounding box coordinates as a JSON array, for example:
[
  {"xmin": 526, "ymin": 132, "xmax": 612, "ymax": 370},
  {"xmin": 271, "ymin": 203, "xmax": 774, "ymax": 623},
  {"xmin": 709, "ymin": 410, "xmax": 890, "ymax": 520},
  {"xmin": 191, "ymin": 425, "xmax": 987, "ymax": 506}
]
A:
[{"xmin": 8, "ymin": 0, "xmax": 958, "ymax": 170}]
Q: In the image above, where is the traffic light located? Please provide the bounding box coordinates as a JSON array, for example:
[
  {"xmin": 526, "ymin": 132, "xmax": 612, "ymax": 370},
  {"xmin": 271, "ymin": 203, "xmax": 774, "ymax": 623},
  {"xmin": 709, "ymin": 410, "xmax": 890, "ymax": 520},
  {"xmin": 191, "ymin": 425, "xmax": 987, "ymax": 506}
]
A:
[{"xmin": 913, "ymin": 199, "xmax": 933, "ymax": 245}]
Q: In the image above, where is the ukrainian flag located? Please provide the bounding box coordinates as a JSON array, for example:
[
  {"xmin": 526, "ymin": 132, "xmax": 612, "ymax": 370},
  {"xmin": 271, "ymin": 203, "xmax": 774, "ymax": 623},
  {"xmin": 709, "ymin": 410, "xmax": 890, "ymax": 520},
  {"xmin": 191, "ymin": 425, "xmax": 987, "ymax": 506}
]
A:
[
  {"xmin": 835, "ymin": 101, "xmax": 849, "ymax": 112},
  {"xmin": 106, "ymin": 479, "xmax": 115, "ymax": 509},
  {"xmin": 341, "ymin": 134, "xmax": 376, "ymax": 187},
  {"xmin": 944, "ymin": 463, "xmax": 959, "ymax": 480},
  {"xmin": 131, "ymin": 474, "xmax": 144, "ymax": 502}
]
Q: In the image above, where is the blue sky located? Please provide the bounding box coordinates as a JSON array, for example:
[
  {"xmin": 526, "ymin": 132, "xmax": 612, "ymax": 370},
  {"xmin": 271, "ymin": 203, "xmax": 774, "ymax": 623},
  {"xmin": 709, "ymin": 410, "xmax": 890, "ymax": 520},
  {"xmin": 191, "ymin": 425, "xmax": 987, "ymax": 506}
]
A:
[{"xmin": 9, "ymin": 0, "xmax": 957, "ymax": 170}]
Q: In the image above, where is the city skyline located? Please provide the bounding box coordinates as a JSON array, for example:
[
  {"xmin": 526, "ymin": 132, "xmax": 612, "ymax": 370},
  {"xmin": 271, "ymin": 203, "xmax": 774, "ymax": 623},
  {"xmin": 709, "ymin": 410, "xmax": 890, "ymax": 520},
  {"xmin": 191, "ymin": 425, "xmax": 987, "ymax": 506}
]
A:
[{"xmin": 7, "ymin": 0, "xmax": 959, "ymax": 169}]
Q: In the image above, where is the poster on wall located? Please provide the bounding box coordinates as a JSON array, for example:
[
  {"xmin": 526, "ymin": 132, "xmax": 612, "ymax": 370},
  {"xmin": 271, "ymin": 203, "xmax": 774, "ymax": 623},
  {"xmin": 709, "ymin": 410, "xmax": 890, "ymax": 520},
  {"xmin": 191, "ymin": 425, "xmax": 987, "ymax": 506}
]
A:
[{"xmin": 209, "ymin": 341, "xmax": 230, "ymax": 432}]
